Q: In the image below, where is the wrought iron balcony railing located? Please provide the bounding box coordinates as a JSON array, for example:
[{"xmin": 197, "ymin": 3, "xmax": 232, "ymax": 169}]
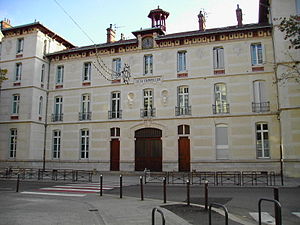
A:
[
  {"xmin": 52, "ymin": 113, "xmax": 63, "ymax": 122},
  {"xmin": 212, "ymin": 103, "xmax": 230, "ymax": 114},
  {"xmin": 79, "ymin": 112, "xmax": 92, "ymax": 121},
  {"xmin": 175, "ymin": 106, "xmax": 192, "ymax": 116},
  {"xmin": 108, "ymin": 110, "xmax": 122, "ymax": 119},
  {"xmin": 252, "ymin": 102, "xmax": 270, "ymax": 113},
  {"xmin": 140, "ymin": 108, "xmax": 156, "ymax": 118}
]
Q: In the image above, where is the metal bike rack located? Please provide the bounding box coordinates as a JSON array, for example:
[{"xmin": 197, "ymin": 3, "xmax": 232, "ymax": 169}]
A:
[
  {"xmin": 209, "ymin": 203, "xmax": 229, "ymax": 225},
  {"xmin": 152, "ymin": 207, "xmax": 166, "ymax": 225},
  {"xmin": 258, "ymin": 198, "xmax": 282, "ymax": 225}
]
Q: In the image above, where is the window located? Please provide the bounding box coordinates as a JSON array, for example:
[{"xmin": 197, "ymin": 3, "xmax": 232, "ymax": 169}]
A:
[
  {"xmin": 176, "ymin": 86, "xmax": 191, "ymax": 115},
  {"xmin": 213, "ymin": 83, "xmax": 229, "ymax": 114},
  {"xmin": 112, "ymin": 58, "xmax": 121, "ymax": 77},
  {"xmin": 9, "ymin": 129, "xmax": 17, "ymax": 158},
  {"xmin": 296, "ymin": 0, "xmax": 300, "ymax": 15},
  {"xmin": 144, "ymin": 55, "xmax": 153, "ymax": 75},
  {"xmin": 16, "ymin": 38, "xmax": 24, "ymax": 54},
  {"xmin": 43, "ymin": 40, "xmax": 47, "ymax": 55},
  {"xmin": 256, "ymin": 123, "xmax": 270, "ymax": 158},
  {"xmin": 110, "ymin": 91, "xmax": 121, "ymax": 119},
  {"xmin": 12, "ymin": 94, "xmax": 20, "ymax": 114},
  {"xmin": 178, "ymin": 125, "xmax": 190, "ymax": 135},
  {"xmin": 79, "ymin": 94, "xmax": 91, "ymax": 120},
  {"xmin": 39, "ymin": 96, "xmax": 43, "ymax": 116},
  {"xmin": 83, "ymin": 62, "xmax": 91, "ymax": 82},
  {"xmin": 56, "ymin": 65, "xmax": 64, "ymax": 84},
  {"xmin": 251, "ymin": 43, "xmax": 263, "ymax": 66},
  {"xmin": 141, "ymin": 89, "xmax": 155, "ymax": 117},
  {"xmin": 41, "ymin": 64, "xmax": 45, "ymax": 84},
  {"xmin": 213, "ymin": 47, "xmax": 224, "ymax": 69},
  {"xmin": 15, "ymin": 63, "xmax": 22, "ymax": 82},
  {"xmin": 216, "ymin": 124, "xmax": 229, "ymax": 159},
  {"xmin": 110, "ymin": 127, "xmax": 120, "ymax": 137},
  {"xmin": 52, "ymin": 96, "xmax": 63, "ymax": 121},
  {"xmin": 177, "ymin": 51, "xmax": 187, "ymax": 72},
  {"xmin": 52, "ymin": 130, "xmax": 61, "ymax": 159},
  {"xmin": 80, "ymin": 129, "xmax": 89, "ymax": 159},
  {"xmin": 252, "ymin": 80, "xmax": 269, "ymax": 112}
]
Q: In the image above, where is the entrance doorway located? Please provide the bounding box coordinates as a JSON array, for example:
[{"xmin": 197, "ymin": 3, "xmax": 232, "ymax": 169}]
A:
[
  {"xmin": 110, "ymin": 138, "xmax": 120, "ymax": 171},
  {"xmin": 178, "ymin": 137, "xmax": 190, "ymax": 172},
  {"xmin": 135, "ymin": 128, "xmax": 162, "ymax": 172}
]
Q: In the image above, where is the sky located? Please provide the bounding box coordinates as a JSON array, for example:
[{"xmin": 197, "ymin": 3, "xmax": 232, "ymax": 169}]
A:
[{"xmin": 0, "ymin": 0, "xmax": 259, "ymax": 47}]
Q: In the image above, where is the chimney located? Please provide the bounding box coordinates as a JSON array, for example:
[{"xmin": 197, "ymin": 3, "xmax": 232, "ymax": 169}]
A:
[
  {"xmin": 106, "ymin": 24, "xmax": 116, "ymax": 43},
  {"xmin": 1, "ymin": 18, "xmax": 12, "ymax": 30},
  {"xmin": 236, "ymin": 4, "xmax": 243, "ymax": 27},
  {"xmin": 198, "ymin": 11, "xmax": 206, "ymax": 31}
]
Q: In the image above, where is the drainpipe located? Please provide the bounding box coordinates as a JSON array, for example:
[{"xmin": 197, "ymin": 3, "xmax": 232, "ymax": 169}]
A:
[
  {"xmin": 42, "ymin": 50, "xmax": 51, "ymax": 171},
  {"xmin": 269, "ymin": 3, "xmax": 284, "ymax": 185}
]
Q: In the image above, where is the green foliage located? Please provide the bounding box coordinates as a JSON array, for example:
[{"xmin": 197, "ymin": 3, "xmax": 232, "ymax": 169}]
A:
[
  {"xmin": 276, "ymin": 15, "xmax": 300, "ymax": 49},
  {"xmin": 0, "ymin": 68, "xmax": 8, "ymax": 85}
]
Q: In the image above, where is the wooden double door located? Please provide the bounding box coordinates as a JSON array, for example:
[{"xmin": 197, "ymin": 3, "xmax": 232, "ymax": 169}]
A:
[{"xmin": 135, "ymin": 128, "xmax": 162, "ymax": 172}]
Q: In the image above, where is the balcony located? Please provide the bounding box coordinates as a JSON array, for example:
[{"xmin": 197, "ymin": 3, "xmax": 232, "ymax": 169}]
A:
[
  {"xmin": 212, "ymin": 103, "xmax": 230, "ymax": 114},
  {"xmin": 252, "ymin": 102, "xmax": 270, "ymax": 113},
  {"xmin": 140, "ymin": 108, "xmax": 156, "ymax": 118},
  {"xmin": 52, "ymin": 113, "xmax": 63, "ymax": 122},
  {"xmin": 108, "ymin": 110, "xmax": 122, "ymax": 119},
  {"xmin": 175, "ymin": 106, "xmax": 192, "ymax": 116},
  {"xmin": 79, "ymin": 112, "xmax": 92, "ymax": 121}
]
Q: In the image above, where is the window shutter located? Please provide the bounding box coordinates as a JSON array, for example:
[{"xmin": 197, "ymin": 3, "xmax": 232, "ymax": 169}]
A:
[
  {"xmin": 213, "ymin": 48, "xmax": 217, "ymax": 69},
  {"xmin": 219, "ymin": 48, "xmax": 224, "ymax": 68}
]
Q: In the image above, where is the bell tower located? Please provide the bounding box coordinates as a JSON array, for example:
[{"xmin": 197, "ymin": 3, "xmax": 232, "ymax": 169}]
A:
[{"xmin": 148, "ymin": 6, "xmax": 169, "ymax": 32}]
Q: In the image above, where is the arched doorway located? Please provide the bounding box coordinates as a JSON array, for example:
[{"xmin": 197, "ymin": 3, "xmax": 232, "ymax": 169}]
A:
[{"xmin": 135, "ymin": 128, "xmax": 162, "ymax": 172}]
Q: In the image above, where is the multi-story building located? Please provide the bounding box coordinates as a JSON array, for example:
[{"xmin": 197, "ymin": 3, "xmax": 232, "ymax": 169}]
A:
[{"xmin": 0, "ymin": 0, "xmax": 299, "ymax": 177}]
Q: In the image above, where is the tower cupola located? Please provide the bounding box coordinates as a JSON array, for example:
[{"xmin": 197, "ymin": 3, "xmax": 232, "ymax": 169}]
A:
[{"xmin": 148, "ymin": 6, "xmax": 169, "ymax": 32}]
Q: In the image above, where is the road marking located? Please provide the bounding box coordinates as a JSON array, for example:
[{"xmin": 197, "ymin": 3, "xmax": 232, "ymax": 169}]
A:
[
  {"xmin": 292, "ymin": 212, "xmax": 300, "ymax": 218},
  {"xmin": 52, "ymin": 185, "xmax": 113, "ymax": 190},
  {"xmin": 21, "ymin": 191, "xmax": 86, "ymax": 197},
  {"xmin": 40, "ymin": 187, "xmax": 101, "ymax": 193},
  {"xmin": 249, "ymin": 212, "xmax": 275, "ymax": 225}
]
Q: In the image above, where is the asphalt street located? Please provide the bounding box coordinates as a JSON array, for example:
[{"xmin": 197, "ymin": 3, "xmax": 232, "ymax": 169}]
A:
[{"xmin": 0, "ymin": 178, "xmax": 299, "ymax": 225}]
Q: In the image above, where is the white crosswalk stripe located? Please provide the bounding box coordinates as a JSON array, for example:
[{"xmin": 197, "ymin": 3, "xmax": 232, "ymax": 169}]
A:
[
  {"xmin": 249, "ymin": 212, "xmax": 275, "ymax": 225},
  {"xmin": 292, "ymin": 212, "xmax": 300, "ymax": 218}
]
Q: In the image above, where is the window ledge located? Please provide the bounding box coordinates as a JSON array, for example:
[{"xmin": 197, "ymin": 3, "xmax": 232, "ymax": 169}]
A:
[
  {"xmin": 16, "ymin": 53, "xmax": 23, "ymax": 58},
  {"xmin": 82, "ymin": 81, "xmax": 91, "ymax": 86},
  {"xmin": 13, "ymin": 82, "xmax": 21, "ymax": 86},
  {"xmin": 214, "ymin": 69, "xmax": 225, "ymax": 75},
  {"xmin": 177, "ymin": 72, "xmax": 188, "ymax": 78},
  {"xmin": 55, "ymin": 84, "xmax": 63, "ymax": 89},
  {"xmin": 10, "ymin": 115, "xmax": 19, "ymax": 120},
  {"xmin": 111, "ymin": 79, "xmax": 121, "ymax": 84},
  {"xmin": 252, "ymin": 66, "xmax": 264, "ymax": 72}
]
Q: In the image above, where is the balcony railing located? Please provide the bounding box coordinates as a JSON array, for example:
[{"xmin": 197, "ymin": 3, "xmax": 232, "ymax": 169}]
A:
[
  {"xmin": 175, "ymin": 106, "xmax": 192, "ymax": 116},
  {"xmin": 52, "ymin": 113, "xmax": 63, "ymax": 122},
  {"xmin": 140, "ymin": 108, "xmax": 156, "ymax": 118},
  {"xmin": 108, "ymin": 110, "xmax": 122, "ymax": 119},
  {"xmin": 252, "ymin": 102, "xmax": 270, "ymax": 113},
  {"xmin": 79, "ymin": 112, "xmax": 92, "ymax": 121},
  {"xmin": 212, "ymin": 103, "xmax": 230, "ymax": 114}
]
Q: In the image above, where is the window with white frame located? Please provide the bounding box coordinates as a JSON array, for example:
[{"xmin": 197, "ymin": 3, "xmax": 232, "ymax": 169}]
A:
[
  {"xmin": 83, "ymin": 62, "xmax": 91, "ymax": 82},
  {"xmin": 213, "ymin": 47, "xmax": 224, "ymax": 69},
  {"xmin": 251, "ymin": 43, "xmax": 263, "ymax": 66},
  {"xmin": 56, "ymin": 65, "xmax": 64, "ymax": 84},
  {"xmin": 252, "ymin": 80, "xmax": 269, "ymax": 112},
  {"xmin": 111, "ymin": 91, "xmax": 121, "ymax": 119},
  {"xmin": 9, "ymin": 129, "xmax": 17, "ymax": 158},
  {"xmin": 38, "ymin": 96, "xmax": 43, "ymax": 116},
  {"xmin": 41, "ymin": 64, "xmax": 45, "ymax": 84},
  {"xmin": 15, "ymin": 63, "xmax": 22, "ymax": 82},
  {"xmin": 12, "ymin": 94, "xmax": 20, "ymax": 114},
  {"xmin": 52, "ymin": 130, "xmax": 61, "ymax": 159},
  {"xmin": 256, "ymin": 123, "xmax": 270, "ymax": 158},
  {"xmin": 177, "ymin": 86, "xmax": 190, "ymax": 115},
  {"xmin": 177, "ymin": 51, "xmax": 187, "ymax": 72},
  {"xmin": 214, "ymin": 83, "xmax": 229, "ymax": 114},
  {"xmin": 216, "ymin": 124, "xmax": 229, "ymax": 159},
  {"xmin": 143, "ymin": 89, "xmax": 154, "ymax": 117},
  {"xmin": 53, "ymin": 96, "xmax": 63, "ymax": 121},
  {"xmin": 80, "ymin": 94, "xmax": 91, "ymax": 120},
  {"xmin": 144, "ymin": 55, "xmax": 153, "ymax": 75},
  {"xmin": 178, "ymin": 125, "xmax": 190, "ymax": 135},
  {"xmin": 16, "ymin": 38, "xmax": 24, "ymax": 54},
  {"xmin": 80, "ymin": 129, "xmax": 89, "ymax": 159},
  {"xmin": 112, "ymin": 58, "xmax": 121, "ymax": 77},
  {"xmin": 110, "ymin": 127, "xmax": 120, "ymax": 137}
]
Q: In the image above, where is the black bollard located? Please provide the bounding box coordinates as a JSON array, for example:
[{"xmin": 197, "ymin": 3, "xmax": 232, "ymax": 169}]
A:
[
  {"xmin": 100, "ymin": 174, "xmax": 103, "ymax": 196},
  {"xmin": 187, "ymin": 179, "xmax": 190, "ymax": 206},
  {"xmin": 140, "ymin": 176, "xmax": 144, "ymax": 201},
  {"xmin": 163, "ymin": 177, "xmax": 166, "ymax": 203},
  {"xmin": 120, "ymin": 175, "xmax": 123, "ymax": 199},
  {"xmin": 16, "ymin": 173, "xmax": 20, "ymax": 192},
  {"xmin": 274, "ymin": 188, "xmax": 280, "ymax": 225},
  {"xmin": 205, "ymin": 180, "xmax": 209, "ymax": 210}
]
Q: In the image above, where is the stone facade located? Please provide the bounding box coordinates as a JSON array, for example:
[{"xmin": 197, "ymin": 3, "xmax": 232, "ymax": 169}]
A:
[{"xmin": 0, "ymin": 0, "xmax": 299, "ymax": 177}]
